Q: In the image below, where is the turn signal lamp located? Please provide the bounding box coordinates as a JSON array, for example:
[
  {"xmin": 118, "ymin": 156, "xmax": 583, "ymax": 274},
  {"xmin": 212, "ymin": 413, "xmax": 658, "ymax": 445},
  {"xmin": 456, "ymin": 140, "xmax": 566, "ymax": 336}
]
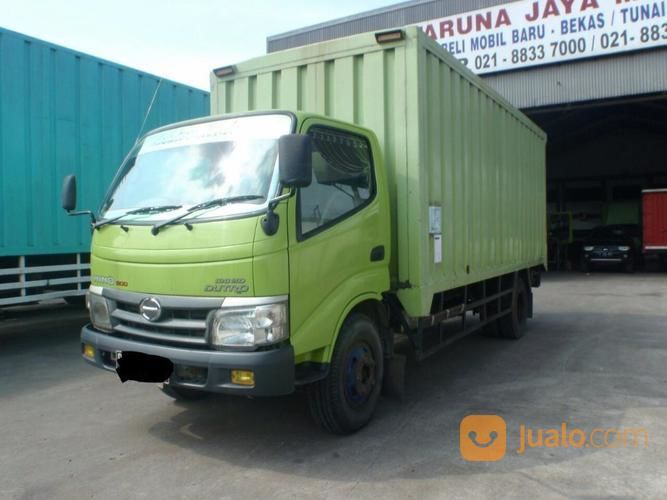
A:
[
  {"xmin": 82, "ymin": 343, "xmax": 95, "ymax": 360},
  {"xmin": 231, "ymin": 369, "xmax": 255, "ymax": 387}
]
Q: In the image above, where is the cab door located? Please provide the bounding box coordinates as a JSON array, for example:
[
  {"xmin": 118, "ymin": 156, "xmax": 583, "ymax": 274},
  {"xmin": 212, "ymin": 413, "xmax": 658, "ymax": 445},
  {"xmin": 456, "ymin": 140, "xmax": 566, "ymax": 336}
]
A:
[{"xmin": 287, "ymin": 119, "xmax": 390, "ymax": 360}]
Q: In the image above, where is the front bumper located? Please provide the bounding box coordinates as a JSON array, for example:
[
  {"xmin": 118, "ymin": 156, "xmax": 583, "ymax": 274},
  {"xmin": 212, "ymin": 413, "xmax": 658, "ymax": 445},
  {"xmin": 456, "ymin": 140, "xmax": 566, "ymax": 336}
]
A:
[
  {"xmin": 81, "ymin": 324, "xmax": 295, "ymax": 396},
  {"xmin": 584, "ymin": 252, "xmax": 630, "ymax": 264}
]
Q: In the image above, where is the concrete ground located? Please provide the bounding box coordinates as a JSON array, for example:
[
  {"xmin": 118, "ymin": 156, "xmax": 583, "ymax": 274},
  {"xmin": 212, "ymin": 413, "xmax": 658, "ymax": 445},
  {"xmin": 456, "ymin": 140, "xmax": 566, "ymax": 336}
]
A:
[{"xmin": 1, "ymin": 272, "xmax": 666, "ymax": 499}]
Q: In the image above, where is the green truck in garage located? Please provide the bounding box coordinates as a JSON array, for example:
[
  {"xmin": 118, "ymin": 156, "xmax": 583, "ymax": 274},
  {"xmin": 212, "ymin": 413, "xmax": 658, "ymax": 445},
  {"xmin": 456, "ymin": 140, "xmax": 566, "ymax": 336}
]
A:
[{"xmin": 67, "ymin": 27, "xmax": 546, "ymax": 434}]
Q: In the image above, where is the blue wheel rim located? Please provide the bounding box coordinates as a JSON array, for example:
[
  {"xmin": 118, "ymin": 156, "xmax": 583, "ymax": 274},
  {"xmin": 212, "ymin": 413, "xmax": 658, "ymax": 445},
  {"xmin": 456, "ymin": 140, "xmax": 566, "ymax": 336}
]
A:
[{"xmin": 343, "ymin": 342, "xmax": 376, "ymax": 407}]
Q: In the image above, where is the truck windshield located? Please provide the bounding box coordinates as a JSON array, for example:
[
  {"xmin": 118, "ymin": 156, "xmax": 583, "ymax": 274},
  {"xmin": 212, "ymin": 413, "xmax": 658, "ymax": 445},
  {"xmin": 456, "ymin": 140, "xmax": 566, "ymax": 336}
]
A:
[{"xmin": 100, "ymin": 114, "xmax": 292, "ymax": 222}]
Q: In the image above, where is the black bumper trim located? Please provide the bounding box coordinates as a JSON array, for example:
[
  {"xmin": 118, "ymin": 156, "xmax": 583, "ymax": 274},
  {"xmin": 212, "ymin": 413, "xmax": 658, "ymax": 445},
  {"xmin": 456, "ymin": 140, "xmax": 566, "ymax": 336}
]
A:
[{"xmin": 81, "ymin": 324, "xmax": 295, "ymax": 396}]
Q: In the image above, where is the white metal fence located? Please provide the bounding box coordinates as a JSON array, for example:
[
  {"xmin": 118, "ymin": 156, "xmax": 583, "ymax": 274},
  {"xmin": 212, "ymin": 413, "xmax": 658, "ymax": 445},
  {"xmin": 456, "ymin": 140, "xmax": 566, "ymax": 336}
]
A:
[{"xmin": 0, "ymin": 253, "xmax": 90, "ymax": 306}]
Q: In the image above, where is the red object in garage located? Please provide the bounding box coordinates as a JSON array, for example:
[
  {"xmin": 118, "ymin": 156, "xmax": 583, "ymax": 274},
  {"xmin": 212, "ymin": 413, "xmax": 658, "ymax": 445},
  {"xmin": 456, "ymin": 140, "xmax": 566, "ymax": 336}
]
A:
[{"xmin": 642, "ymin": 189, "xmax": 667, "ymax": 253}]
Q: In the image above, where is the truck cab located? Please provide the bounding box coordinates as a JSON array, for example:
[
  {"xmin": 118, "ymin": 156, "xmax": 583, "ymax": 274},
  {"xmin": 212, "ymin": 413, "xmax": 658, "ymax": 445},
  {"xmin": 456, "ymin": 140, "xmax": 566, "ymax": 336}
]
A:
[{"xmin": 71, "ymin": 111, "xmax": 392, "ymax": 433}]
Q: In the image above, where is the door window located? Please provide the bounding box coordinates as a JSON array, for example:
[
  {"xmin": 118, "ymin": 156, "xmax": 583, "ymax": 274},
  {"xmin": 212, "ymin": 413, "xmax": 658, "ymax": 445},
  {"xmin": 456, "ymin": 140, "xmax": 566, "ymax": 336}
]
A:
[{"xmin": 298, "ymin": 127, "xmax": 374, "ymax": 237}]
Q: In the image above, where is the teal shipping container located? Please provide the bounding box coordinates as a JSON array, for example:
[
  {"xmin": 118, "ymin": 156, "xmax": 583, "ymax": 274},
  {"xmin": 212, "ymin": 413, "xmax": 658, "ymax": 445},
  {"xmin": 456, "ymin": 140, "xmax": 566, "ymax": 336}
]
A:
[{"xmin": 0, "ymin": 27, "xmax": 209, "ymax": 306}]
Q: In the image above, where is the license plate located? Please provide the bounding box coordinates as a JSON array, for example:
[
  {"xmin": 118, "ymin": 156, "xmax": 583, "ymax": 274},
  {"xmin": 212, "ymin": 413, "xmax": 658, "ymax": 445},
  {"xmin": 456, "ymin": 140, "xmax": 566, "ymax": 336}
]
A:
[{"xmin": 115, "ymin": 351, "xmax": 173, "ymax": 383}]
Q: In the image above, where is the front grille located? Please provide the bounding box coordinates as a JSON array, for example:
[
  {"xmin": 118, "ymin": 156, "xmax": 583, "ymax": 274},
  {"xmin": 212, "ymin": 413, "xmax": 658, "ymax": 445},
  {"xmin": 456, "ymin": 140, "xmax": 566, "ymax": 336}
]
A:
[
  {"xmin": 116, "ymin": 301, "xmax": 209, "ymax": 322},
  {"xmin": 109, "ymin": 296, "xmax": 218, "ymax": 347}
]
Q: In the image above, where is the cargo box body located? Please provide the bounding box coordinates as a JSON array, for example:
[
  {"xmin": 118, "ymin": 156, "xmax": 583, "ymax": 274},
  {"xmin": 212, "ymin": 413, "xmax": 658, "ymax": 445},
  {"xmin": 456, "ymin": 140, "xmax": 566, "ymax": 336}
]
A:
[
  {"xmin": 642, "ymin": 189, "xmax": 667, "ymax": 253},
  {"xmin": 211, "ymin": 27, "xmax": 546, "ymax": 317}
]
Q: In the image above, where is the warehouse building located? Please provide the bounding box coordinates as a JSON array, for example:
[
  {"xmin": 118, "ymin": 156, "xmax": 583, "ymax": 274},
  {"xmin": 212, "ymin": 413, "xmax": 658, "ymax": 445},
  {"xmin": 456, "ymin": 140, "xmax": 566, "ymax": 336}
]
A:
[{"xmin": 268, "ymin": 0, "xmax": 667, "ymax": 269}]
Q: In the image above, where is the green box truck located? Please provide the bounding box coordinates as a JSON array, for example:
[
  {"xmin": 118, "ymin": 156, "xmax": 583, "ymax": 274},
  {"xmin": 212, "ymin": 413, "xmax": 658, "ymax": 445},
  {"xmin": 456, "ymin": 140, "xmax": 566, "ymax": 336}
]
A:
[{"xmin": 69, "ymin": 27, "xmax": 546, "ymax": 434}]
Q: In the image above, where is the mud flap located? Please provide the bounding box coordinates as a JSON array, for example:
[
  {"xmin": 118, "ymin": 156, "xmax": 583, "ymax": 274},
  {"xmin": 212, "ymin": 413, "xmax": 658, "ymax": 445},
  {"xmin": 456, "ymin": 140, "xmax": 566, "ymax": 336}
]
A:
[
  {"xmin": 527, "ymin": 287, "xmax": 534, "ymax": 318},
  {"xmin": 382, "ymin": 354, "xmax": 406, "ymax": 400},
  {"xmin": 116, "ymin": 351, "xmax": 173, "ymax": 383}
]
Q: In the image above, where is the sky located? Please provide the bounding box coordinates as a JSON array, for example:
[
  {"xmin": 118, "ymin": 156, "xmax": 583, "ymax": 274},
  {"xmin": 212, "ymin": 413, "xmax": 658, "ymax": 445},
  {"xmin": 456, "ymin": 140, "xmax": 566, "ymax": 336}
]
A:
[{"xmin": 0, "ymin": 0, "xmax": 401, "ymax": 91}]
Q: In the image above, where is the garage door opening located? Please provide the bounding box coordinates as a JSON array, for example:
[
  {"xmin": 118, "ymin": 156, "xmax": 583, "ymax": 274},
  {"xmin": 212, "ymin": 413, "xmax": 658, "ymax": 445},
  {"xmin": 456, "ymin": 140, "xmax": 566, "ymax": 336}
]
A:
[{"xmin": 526, "ymin": 93, "xmax": 667, "ymax": 272}]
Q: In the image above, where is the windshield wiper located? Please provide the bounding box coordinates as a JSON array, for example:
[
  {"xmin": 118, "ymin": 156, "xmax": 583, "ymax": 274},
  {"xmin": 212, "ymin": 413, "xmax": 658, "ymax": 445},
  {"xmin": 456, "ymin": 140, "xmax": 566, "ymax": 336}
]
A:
[
  {"xmin": 94, "ymin": 204, "xmax": 182, "ymax": 230},
  {"xmin": 151, "ymin": 195, "xmax": 265, "ymax": 235}
]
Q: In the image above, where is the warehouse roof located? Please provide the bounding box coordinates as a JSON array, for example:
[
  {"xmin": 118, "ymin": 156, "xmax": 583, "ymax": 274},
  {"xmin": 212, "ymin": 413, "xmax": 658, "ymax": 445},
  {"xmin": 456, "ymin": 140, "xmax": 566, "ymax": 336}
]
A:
[
  {"xmin": 267, "ymin": 0, "xmax": 513, "ymax": 52},
  {"xmin": 266, "ymin": 0, "xmax": 667, "ymax": 109}
]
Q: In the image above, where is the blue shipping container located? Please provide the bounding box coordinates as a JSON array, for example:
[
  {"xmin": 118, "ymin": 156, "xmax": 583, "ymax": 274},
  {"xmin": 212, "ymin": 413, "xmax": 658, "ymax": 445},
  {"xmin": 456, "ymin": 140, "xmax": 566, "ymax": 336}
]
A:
[{"xmin": 0, "ymin": 27, "xmax": 210, "ymax": 305}]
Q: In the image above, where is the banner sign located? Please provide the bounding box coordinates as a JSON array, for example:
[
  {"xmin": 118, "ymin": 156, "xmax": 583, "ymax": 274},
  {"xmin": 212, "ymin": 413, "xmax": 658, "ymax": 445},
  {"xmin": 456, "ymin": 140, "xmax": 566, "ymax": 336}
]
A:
[{"xmin": 418, "ymin": 0, "xmax": 667, "ymax": 74}]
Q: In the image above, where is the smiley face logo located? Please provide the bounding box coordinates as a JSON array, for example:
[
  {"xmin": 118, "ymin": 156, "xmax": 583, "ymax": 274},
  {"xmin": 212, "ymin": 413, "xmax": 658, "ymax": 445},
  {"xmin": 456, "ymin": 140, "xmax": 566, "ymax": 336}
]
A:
[{"xmin": 460, "ymin": 415, "xmax": 507, "ymax": 462}]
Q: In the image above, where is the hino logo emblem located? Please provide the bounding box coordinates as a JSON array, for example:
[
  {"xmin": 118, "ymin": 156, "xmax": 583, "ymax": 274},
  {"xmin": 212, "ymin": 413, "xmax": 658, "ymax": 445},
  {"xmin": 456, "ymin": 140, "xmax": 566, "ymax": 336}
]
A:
[{"xmin": 139, "ymin": 297, "xmax": 162, "ymax": 322}]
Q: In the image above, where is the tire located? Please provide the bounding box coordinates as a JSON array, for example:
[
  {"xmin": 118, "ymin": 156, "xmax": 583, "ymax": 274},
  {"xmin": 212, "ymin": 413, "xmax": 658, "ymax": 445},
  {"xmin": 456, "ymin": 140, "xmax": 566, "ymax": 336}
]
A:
[
  {"xmin": 307, "ymin": 313, "xmax": 384, "ymax": 434},
  {"xmin": 497, "ymin": 277, "xmax": 529, "ymax": 340},
  {"xmin": 581, "ymin": 260, "xmax": 590, "ymax": 273},
  {"xmin": 161, "ymin": 383, "xmax": 209, "ymax": 401}
]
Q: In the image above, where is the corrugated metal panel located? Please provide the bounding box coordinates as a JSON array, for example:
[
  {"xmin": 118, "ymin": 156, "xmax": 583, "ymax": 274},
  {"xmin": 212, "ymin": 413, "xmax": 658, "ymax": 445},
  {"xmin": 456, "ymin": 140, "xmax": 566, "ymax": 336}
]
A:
[
  {"xmin": 267, "ymin": 0, "xmax": 516, "ymax": 52},
  {"xmin": 642, "ymin": 191, "xmax": 667, "ymax": 250},
  {"xmin": 411, "ymin": 31, "xmax": 545, "ymax": 314},
  {"xmin": 213, "ymin": 27, "xmax": 546, "ymax": 316},
  {"xmin": 485, "ymin": 49, "xmax": 667, "ymax": 109},
  {"xmin": 0, "ymin": 27, "xmax": 210, "ymax": 256}
]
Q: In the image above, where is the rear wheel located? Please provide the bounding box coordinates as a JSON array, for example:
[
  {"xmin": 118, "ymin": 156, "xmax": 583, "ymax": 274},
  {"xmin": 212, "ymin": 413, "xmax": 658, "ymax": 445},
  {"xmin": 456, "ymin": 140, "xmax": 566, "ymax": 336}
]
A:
[
  {"xmin": 161, "ymin": 384, "xmax": 209, "ymax": 401},
  {"xmin": 307, "ymin": 313, "xmax": 384, "ymax": 434},
  {"xmin": 498, "ymin": 277, "xmax": 529, "ymax": 340}
]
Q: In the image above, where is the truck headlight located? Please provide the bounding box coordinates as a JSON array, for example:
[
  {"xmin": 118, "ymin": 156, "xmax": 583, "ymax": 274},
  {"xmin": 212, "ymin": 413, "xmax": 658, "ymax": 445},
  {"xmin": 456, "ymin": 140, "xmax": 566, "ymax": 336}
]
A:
[
  {"xmin": 208, "ymin": 302, "xmax": 288, "ymax": 348},
  {"xmin": 87, "ymin": 290, "xmax": 114, "ymax": 333},
  {"xmin": 618, "ymin": 246, "xmax": 630, "ymax": 251},
  {"xmin": 583, "ymin": 246, "xmax": 594, "ymax": 252}
]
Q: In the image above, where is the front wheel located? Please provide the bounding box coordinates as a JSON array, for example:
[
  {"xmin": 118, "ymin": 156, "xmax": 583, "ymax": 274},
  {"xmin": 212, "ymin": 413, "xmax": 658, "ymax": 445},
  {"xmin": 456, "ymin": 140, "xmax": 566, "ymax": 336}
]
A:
[{"xmin": 307, "ymin": 313, "xmax": 384, "ymax": 434}]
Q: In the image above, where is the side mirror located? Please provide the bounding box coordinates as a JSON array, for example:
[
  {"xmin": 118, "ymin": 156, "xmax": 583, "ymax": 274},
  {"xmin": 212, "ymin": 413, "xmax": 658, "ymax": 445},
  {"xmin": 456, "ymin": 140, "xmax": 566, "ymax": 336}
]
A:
[
  {"xmin": 61, "ymin": 174, "xmax": 96, "ymax": 225},
  {"xmin": 62, "ymin": 175, "xmax": 77, "ymax": 211},
  {"xmin": 279, "ymin": 134, "xmax": 312, "ymax": 188}
]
